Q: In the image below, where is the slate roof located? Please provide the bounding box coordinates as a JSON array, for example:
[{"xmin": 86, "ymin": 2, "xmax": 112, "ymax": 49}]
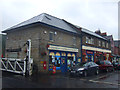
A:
[
  {"xmin": 75, "ymin": 25, "xmax": 107, "ymax": 40},
  {"xmin": 3, "ymin": 13, "xmax": 77, "ymax": 34},
  {"xmin": 2, "ymin": 13, "xmax": 109, "ymax": 41}
]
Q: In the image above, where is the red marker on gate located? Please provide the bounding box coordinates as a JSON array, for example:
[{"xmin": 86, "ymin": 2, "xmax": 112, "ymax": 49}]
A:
[
  {"xmin": 43, "ymin": 61, "xmax": 46, "ymax": 70},
  {"xmin": 1, "ymin": 54, "xmax": 3, "ymax": 58},
  {"xmin": 53, "ymin": 66, "xmax": 56, "ymax": 74}
]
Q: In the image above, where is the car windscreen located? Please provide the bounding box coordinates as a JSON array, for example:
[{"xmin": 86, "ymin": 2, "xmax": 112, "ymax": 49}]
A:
[
  {"xmin": 76, "ymin": 62, "xmax": 86, "ymax": 67},
  {"xmin": 105, "ymin": 61, "xmax": 112, "ymax": 65},
  {"xmin": 114, "ymin": 62, "xmax": 118, "ymax": 65},
  {"xmin": 100, "ymin": 61, "xmax": 104, "ymax": 65}
]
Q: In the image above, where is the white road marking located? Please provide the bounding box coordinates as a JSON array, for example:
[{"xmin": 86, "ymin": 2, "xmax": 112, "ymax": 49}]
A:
[
  {"xmin": 79, "ymin": 78, "xmax": 86, "ymax": 81},
  {"xmin": 92, "ymin": 75, "xmax": 108, "ymax": 81},
  {"xmin": 89, "ymin": 79, "xmax": 120, "ymax": 86}
]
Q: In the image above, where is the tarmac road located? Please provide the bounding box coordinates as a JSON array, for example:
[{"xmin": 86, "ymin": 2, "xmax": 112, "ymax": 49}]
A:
[{"xmin": 1, "ymin": 70, "xmax": 120, "ymax": 88}]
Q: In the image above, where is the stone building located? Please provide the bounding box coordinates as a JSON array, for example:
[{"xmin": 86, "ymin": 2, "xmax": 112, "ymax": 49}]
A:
[{"xmin": 2, "ymin": 13, "xmax": 82, "ymax": 74}]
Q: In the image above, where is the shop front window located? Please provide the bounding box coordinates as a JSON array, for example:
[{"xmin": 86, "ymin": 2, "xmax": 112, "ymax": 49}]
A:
[
  {"xmin": 49, "ymin": 56, "xmax": 55, "ymax": 69},
  {"xmin": 103, "ymin": 56, "xmax": 105, "ymax": 60},
  {"xmin": 55, "ymin": 56, "xmax": 61, "ymax": 67},
  {"xmin": 67, "ymin": 57, "xmax": 73, "ymax": 68},
  {"xmin": 67, "ymin": 53, "xmax": 76, "ymax": 68},
  {"xmin": 72, "ymin": 53, "xmax": 76, "ymax": 61},
  {"xmin": 49, "ymin": 52, "xmax": 61, "ymax": 70},
  {"xmin": 88, "ymin": 55, "xmax": 91, "ymax": 61},
  {"xmin": 91, "ymin": 56, "xmax": 94, "ymax": 61},
  {"xmin": 62, "ymin": 52, "xmax": 66, "ymax": 56},
  {"xmin": 54, "ymin": 52, "xmax": 61, "ymax": 68},
  {"xmin": 49, "ymin": 52, "xmax": 55, "ymax": 70}
]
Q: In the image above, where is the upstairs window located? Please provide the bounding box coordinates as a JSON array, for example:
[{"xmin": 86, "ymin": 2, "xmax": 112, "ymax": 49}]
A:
[
  {"xmin": 86, "ymin": 37, "xmax": 89, "ymax": 43},
  {"xmin": 73, "ymin": 37, "xmax": 76, "ymax": 45},
  {"xmin": 86, "ymin": 36, "xmax": 94, "ymax": 45},
  {"xmin": 91, "ymin": 38, "xmax": 94, "ymax": 44},
  {"xmin": 102, "ymin": 41, "xmax": 105, "ymax": 47},
  {"xmin": 106, "ymin": 43, "xmax": 108, "ymax": 48},
  {"xmin": 49, "ymin": 32, "xmax": 54, "ymax": 41},
  {"xmin": 98, "ymin": 41, "xmax": 101, "ymax": 46}
]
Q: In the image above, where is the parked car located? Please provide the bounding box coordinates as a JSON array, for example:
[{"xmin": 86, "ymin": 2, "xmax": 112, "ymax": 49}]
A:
[
  {"xmin": 96, "ymin": 60, "xmax": 114, "ymax": 72},
  {"xmin": 112, "ymin": 62, "xmax": 120, "ymax": 70},
  {"xmin": 69, "ymin": 61, "xmax": 99, "ymax": 77}
]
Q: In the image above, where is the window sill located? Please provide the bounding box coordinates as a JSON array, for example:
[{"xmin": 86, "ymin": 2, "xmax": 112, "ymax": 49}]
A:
[{"xmin": 49, "ymin": 40, "xmax": 54, "ymax": 42}]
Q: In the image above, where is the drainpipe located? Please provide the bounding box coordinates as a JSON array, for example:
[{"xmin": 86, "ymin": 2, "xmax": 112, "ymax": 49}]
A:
[{"xmin": 81, "ymin": 33, "xmax": 83, "ymax": 62}]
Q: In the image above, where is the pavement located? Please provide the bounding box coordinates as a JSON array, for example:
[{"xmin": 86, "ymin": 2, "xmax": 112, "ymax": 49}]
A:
[{"xmin": 1, "ymin": 70, "xmax": 120, "ymax": 88}]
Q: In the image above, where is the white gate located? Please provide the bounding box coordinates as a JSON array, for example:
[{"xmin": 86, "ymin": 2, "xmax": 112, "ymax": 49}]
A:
[
  {"xmin": 0, "ymin": 58, "xmax": 26, "ymax": 75},
  {"xmin": 0, "ymin": 39, "xmax": 33, "ymax": 76}
]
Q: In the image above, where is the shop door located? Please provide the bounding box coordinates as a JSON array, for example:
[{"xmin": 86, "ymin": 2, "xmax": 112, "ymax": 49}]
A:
[
  {"xmin": 61, "ymin": 56, "xmax": 67, "ymax": 73},
  {"xmin": 88, "ymin": 55, "xmax": 91, "ymax": 61},
  {"xmin": 88, "ymin": 55, "xmax": 94, "ymax": 62}
]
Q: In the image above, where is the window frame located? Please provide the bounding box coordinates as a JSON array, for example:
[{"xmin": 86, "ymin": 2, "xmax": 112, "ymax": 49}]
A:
[
  {"xmin": 98, "ymin": 41, "xmax": 101, "ymax": 46},
  {"xmin": 102, "ymin": 41, "xmax": 105, "ymax": 47},
  {"xmin": 106, "ymin": 42, "xmax": 108, "ymax": 48},
  {"xmin": 86, "ymin": 36, "xmax": 94, "ymax": 45},
  {"xmin": 86, "ymin": 36, "xmax": 89, "ymax": 43},
  {"xmin": 49, "ymin": 32, "xmax": 54, "ymax": 41},
  {"xmin": 73, "ymin": 36, "xmax": 76, "ymax": 45},
  {"xmin": 91, "ymin": 38, "xmax": 94, "ymax": 44}
]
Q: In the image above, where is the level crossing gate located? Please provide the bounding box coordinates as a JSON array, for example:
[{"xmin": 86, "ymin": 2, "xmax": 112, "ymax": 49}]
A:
[{"xmin": 0, "ymin": 39, "xmax": 33, "ymax": 76}]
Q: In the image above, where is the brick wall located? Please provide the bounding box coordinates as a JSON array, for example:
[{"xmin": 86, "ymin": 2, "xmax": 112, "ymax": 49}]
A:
[{"xmin": 82, "ymin": 33, "xmax": 111, "ymax": 50}]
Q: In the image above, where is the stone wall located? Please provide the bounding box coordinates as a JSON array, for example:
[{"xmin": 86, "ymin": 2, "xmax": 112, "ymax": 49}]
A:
[{"xmin": 5, "ymin": 24, "xmax": 81, "ymax": 73}]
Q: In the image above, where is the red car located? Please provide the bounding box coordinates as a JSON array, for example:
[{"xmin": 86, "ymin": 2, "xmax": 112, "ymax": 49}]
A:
[{"xmin": 96, "ymin": 60, "xmax": 114, "ymax": 72}]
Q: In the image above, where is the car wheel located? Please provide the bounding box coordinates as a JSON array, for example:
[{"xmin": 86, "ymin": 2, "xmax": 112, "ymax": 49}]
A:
[
  {"xmin": 95, "ymin": 69, "xmax": 99, "ymax": 75},
  {"xmin": 84, "ymin": 71, "xmax": 87, "ymax": 77}
]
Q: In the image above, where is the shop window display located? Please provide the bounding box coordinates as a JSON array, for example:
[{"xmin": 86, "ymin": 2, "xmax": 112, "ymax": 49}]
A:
[
  {"xmin": 49, "ymin": 52, "xmax": 76, "ymax": 71},
  {"xmin": 49, "ymin": 52, "xmax": 61, "ymax": 70},
  {"xmin": 49, "ymin": 52, "xmax": 55, "ymax": 70},
  {"xmin": 49, "ymin": 55, "xmax": 55, "ymax": 69},
  {"xmin": 91, "ymin": 56, "xmax": 94, "ymax": 61},
  {"xmin": 55, "ymin": 56, "xmax": 61, "ymax": 67},
  {"xmin": 67, "ymin": 57, "xmax": 74, "ymax": 68}
]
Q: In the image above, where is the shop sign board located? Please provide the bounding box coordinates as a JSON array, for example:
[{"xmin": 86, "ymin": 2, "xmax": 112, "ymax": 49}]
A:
[
  {"xmin": 82, "ymin": 45, "xmax": 111, "ymax": 53},
  {"xmin": 86, "ymin": 51, "xmax": 93, "ymax": 54},
  {"xmin": 48, "ymin": 45, "xmax": 78, "ymax": 52}
]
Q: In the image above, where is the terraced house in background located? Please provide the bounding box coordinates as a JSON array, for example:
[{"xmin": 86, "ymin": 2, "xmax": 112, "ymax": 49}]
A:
[
  {"xmin": 2, "ymin": 13, "xmax": 112, "ymax": 74},
  {"xmin": 114, "ymin": 40, "xmax": 120, "ymax": 62},
  {"xmin": 77, "ymin": 28, "xmax": 111, "ymax": 62},
  {"xmin": 94, "ymin": 31, "xmax": 120, "ymax": 62}
]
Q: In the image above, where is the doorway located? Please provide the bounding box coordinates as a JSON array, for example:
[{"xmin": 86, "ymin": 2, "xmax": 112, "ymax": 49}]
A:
[{"xmin": 61, "ymin": 56, "xmax": 67, "ymax": 73}]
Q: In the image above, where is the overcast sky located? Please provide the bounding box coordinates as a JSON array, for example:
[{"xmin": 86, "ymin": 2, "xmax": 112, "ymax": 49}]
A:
[{"xmin": 0, "ymin": 0, "xmax": 119, "ymax": 40}]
